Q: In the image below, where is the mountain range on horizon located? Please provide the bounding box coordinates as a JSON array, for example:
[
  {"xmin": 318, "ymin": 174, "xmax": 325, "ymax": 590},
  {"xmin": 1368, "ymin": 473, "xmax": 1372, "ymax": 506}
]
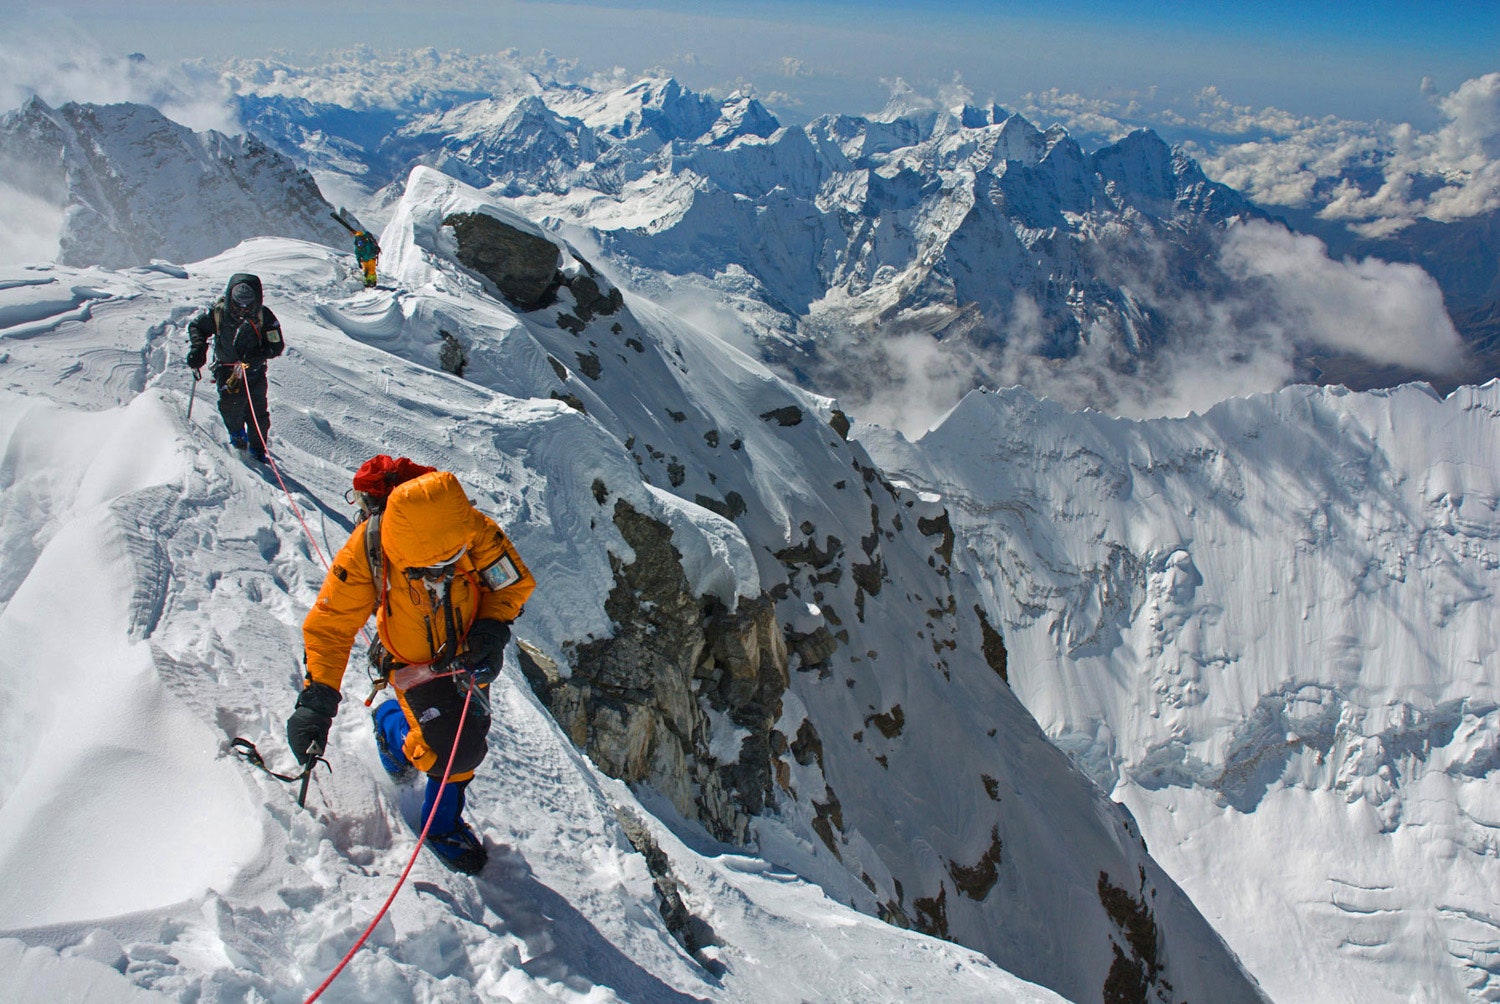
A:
[
  {"xmin": 3, "ymin": 59, "xmax": 1496, "ymax": 427},
  {"xmin": 221, "ymin": 71, "xmax": 1500, "ymax": 419}
]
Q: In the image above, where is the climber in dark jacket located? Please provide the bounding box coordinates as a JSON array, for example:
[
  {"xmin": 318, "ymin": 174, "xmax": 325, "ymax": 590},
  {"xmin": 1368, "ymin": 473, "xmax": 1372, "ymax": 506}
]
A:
[{"xmin": 186, "ymin": 273, "xmax": 284, "ymax": 461}]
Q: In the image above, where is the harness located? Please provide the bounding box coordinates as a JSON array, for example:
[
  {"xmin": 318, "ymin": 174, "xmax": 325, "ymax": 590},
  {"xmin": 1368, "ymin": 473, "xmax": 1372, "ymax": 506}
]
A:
[
  {"xmin": 361, "ymin": 511, "xmax": 480, "ymax": 704},
  {"xmin": 212, "ymin": 300, "xmax": 268, "ymax": 375}
]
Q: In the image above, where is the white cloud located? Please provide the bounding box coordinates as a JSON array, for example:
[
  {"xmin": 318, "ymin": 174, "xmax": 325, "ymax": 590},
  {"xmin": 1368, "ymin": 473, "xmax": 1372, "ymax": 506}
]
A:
[
  {"xmin": 1218, "ymin": 221, "xmax": 1465, "ymax": 374},
  {"xmin": 0, "ymin": 33, "xmax": 238, "ymax": 134},
  {"xmin": 838, "ymin": 219, "xmax": 1466, "ymax": 433},
  {"xmin": 1017, "ymin": 87, "xmax": 1136, "ymax": 139},
  {"xmin": 1194, "ymin": 74, "xmax": 1500, "ymax": 231},
  {"xmin": 1433, "ymin": 72, "xmax": 1500, "ymax": 163},
  {"xmin": 844, "ymin": 329, "xmax": 990, "ymax": 436},
  {"xmin": 216, "ymin": 47, "xmax": 553, "ymax": 113},
  {"xmin": 0, "ymin": 182, "xmax": 64, "ymax": 266}
]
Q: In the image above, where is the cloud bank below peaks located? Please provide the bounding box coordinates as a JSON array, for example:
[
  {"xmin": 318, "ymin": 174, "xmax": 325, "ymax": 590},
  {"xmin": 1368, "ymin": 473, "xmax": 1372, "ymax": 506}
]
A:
[
  {"xmin": 1219, "ymin": 221, "xmax": 1465, "ymax": 374},
  {"xmin": 0, "ymin": 32, "xmax": 237, "ymax": 134},
  {"xmin": 837, "ymin": 220, "xmax": 1464, "ymax": 435},
  {"xmin": 214, "ymin": 47, "xmax": 574, "ymax": 114},
  {"xmin": 1020, "ymin": 74, "xmax": 1500, "ymax": 236}
]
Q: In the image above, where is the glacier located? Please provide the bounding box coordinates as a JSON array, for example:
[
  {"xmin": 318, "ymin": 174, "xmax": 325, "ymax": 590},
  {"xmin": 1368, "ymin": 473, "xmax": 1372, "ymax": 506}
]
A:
[{"xmin": 868, "ymin": 381, "xmax": 1500, "ymax": 1002}]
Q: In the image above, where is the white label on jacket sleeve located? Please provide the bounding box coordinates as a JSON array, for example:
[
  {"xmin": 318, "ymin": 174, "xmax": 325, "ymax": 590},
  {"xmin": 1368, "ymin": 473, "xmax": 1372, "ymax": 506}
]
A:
[{"xmin": 481, "ymin": 555, "xmax": 521, "ymax": 590}]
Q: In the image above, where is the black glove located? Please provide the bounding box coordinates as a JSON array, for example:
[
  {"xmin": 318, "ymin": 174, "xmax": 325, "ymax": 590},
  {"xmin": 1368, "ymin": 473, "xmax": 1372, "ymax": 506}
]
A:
[
  {"xmin": 287, "ymin": 682, "xmax": 341, "ymax": 764},
  {"xmin": 186, "ymin": 343, "xmax": 207, "ymax": 369},
  {"xmin": 462, "ymin": 619, "xmax": 511, "ymax": 684}
]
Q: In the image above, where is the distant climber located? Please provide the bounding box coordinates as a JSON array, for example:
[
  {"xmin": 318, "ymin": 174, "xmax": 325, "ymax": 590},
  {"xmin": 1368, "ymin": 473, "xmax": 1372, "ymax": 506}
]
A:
[
  {"xmin": 330, "ymin": 207, "xmax": 380, "ymax": 288},
  {"xmin": 353, "ymin": 228, "xmax": 380, "ymax": 288},
  {"xmin": 185, "ymin": 273, "xmax": 284, "ymax": 462},
  {"xmin": 288, "ymin": 455, "xmax": 536, "ymax": 874}
]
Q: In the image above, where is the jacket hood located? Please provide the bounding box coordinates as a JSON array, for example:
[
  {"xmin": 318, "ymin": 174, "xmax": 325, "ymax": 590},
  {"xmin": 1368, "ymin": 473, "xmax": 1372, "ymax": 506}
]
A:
[
  {"xmin": 380, "ymin": 471, "xmax": 489, "ymax": 571},
  {"xmin": 223, "ymin": 273, "xmax": 263, "ymax": 316}
]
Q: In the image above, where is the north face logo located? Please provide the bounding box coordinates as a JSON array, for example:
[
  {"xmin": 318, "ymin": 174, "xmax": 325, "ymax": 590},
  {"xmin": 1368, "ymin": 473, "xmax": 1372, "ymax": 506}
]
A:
[{"xmin": 419, "ymin": 707, "xmax": 441, "ymax": 724}]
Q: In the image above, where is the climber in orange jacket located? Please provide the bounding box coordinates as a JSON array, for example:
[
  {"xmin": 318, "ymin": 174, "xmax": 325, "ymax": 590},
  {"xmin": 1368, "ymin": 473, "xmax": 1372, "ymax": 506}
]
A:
[{"xmin": 289, "ymin": 456, "xmax": 535, "ymax": 873}]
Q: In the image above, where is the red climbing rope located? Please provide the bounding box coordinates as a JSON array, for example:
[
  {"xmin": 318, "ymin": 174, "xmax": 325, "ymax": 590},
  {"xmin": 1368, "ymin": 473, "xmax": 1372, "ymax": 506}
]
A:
[
  {"xmin": 302, "ymin": 683, "xmax": 475, "ymax": 1003},
  {"xmin": 239, "ymin": 363, "xmax": 331, "ymax": 570}
]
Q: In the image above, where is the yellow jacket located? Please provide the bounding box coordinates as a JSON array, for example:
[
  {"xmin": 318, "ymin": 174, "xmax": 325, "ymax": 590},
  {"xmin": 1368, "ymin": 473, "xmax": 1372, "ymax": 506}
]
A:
[{"xmin": 302, "ymin": 470, "xmax": 535, "ymax": 694}]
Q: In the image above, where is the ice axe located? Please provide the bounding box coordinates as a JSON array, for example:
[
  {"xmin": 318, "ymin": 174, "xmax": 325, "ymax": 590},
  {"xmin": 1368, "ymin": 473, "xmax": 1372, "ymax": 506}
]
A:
[
  {"xmin": 187, "ymin": 367, "xmax": 201, "ymax": 421},
  {"xmin": 298, "ymin": 740, "xmax": 324, "ymax": 808},
  {"xmin": 228, "ymin": 737, "xmax": 330, "ymax": 810}
]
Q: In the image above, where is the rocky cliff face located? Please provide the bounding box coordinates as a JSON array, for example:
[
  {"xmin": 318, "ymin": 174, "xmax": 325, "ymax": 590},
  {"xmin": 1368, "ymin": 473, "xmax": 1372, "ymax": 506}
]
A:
[
  {"xmin": 0, "ymin": 98, "xmax": 347, "ymax": 268},
  {"xmin": 520, "ymin": 497, "xmax": 788, "ymax": 843},
  {"xmin": 414, "ymin": 173, "xmax": 1267, "ymax": 1003}
]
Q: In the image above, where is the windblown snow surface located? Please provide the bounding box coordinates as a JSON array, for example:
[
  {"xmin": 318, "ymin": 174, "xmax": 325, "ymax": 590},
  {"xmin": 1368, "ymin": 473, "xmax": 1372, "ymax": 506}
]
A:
[
  {"xmin": 0, "ymin": 170, "xmax": 1271, "ymax": 1002},
  {"xmin": 866, "ymin": 383, "xmax": 1500, "ymax": 1003}
]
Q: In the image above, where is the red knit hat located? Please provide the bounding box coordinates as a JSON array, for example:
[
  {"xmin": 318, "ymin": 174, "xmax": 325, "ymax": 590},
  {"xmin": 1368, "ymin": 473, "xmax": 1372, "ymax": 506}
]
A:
[{"xmin": 351, "ymin": 455, "xmax": 436, "ymax": 502}]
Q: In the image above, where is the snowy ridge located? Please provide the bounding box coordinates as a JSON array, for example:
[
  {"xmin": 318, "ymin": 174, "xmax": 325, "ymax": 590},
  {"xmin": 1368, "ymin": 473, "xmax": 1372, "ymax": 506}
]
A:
[
  {"xmin": 0, "ymin": 246, "xmax": 1063, "ymax": 1002},
  {"xmin": 0, "ymin": 173, "xmax": 1264, "ymax": 1001},
  {"xmin": 868, "ymin": 381, "xmax": 1500, "ymax": 1003}
]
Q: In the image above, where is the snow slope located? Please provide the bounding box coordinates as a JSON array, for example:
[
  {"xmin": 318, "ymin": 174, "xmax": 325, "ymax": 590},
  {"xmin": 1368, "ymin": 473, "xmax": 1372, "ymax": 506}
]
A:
[
  {"xmin": 0, "ymin": 246, "xmax": 1069, "ymax": 1001},
  {"xmin": 867, "ymin": 384, "xmax": 1500, "ymax": 1002},
  {"xmin": 0, "ymin": 170, "xmax": 1270, "ymax": 1001}
]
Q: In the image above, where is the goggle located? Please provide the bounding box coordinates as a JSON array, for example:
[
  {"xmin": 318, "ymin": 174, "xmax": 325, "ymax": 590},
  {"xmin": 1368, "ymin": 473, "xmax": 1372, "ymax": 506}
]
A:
[
  {"xmin": 346, "ymin": 489, "xmax": 384, "ymax": 515},
  {"xmin": 403, "ymin": 546, "xmax": 468, "ymax": 582},
  {"xmin": 229, "ymin": 282, "xmax": 257, "ymax": 308}
]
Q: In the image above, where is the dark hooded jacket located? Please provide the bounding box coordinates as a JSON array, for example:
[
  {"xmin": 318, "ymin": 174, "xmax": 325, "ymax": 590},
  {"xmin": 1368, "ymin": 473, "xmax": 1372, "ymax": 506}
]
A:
[
  {"xmin": 353, "ymin": 231, "xmax": 380, "ymax": 263},
  {"xmin": 186, "ymin": 273, "xmax": 284, "ymax": 371}
]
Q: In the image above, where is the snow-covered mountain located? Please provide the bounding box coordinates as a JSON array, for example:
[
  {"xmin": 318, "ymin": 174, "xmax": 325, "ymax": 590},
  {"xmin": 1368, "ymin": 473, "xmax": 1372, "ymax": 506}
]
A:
[
  {"xmin": 865, "ymin": 382, "xmax": 1500, "ymax": 1003},
  {"xmin": 0, "ymin": 167, "xmax": 1267, "ymax": 1002},
  {"xmin": 227, "ymin": 74, "xmax": 1309, "ymax": 400},
  {"xmin": 4, "ymin": 50, "xmax": 1496, "ymax": 1003},
  {"xmin": 222, "ymin": 63, "xmax": 1489, "ymax": 427},
  {"xmin": 0, "ymin": 97, "xmax": 348, "ymax": 269}
]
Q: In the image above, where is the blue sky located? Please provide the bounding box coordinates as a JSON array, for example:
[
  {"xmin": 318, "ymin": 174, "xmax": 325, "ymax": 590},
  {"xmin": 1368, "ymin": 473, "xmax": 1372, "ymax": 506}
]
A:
[{"xmin": 4, "ymin": 0, "xmax": 1494, "ymax": 129}]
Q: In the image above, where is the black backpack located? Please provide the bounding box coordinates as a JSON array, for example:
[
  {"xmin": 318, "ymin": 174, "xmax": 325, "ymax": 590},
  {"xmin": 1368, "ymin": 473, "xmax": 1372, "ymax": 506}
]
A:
[{"xmin": 211, "ymin": 299, "xmax": 271, "ymax": 366}]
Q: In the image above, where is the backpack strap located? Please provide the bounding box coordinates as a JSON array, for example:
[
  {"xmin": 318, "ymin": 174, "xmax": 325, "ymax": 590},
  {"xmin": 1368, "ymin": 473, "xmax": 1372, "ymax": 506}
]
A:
[
  {"xmin": 211, "ymin": 300, "xmax": 270, "ymax": 366},
  {"xmin": 365, "ymin": 511, "xmax": 384, "ymax": 587}
]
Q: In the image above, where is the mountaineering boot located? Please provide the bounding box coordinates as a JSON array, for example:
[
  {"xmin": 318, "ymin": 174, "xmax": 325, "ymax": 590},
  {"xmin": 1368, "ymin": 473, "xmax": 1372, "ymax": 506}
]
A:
[
  {"xmin": 421, "ymin": 777, "xmax": 486, "ymax": 873},
  {"xmin": 249, "ymin": 443, "xmax": 267, "ymax": 463},
  {"xmin": 229, "ymin": 429, "xmax": 248, "ymax": 450},
  {"xmin": 426, "ymin": 819, "xmax": 487, "ymax": 875},
  {"xmin": 371, "ymin": 700, "xmax": 417, "ymax": 783}
]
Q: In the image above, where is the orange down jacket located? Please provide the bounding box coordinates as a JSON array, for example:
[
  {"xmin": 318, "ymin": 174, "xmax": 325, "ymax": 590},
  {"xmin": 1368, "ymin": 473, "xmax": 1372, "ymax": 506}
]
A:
[{"xmin": 302, "ymin": 470, "xmax": 535, "ymax": 694}]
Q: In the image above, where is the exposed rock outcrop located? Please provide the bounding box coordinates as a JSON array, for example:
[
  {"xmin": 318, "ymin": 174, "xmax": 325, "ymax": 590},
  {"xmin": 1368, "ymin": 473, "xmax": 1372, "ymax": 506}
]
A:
[
  {"xmin": 444, "ymin": 210, "xmax": 563, "ymax": 309},
  {"xmin": 519, "ymin": 497, "xmax": 788, "ymax": 842},
  {"xmin": 443, "ymin": 209, "xmax": 627, "ymax": 322}
]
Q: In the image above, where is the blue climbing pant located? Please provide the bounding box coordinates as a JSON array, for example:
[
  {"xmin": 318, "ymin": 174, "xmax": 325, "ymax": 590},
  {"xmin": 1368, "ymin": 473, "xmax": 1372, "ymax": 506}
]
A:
[{"xmin": 373, "ymin": 699, "xmax": 470, "ymax": 835}]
